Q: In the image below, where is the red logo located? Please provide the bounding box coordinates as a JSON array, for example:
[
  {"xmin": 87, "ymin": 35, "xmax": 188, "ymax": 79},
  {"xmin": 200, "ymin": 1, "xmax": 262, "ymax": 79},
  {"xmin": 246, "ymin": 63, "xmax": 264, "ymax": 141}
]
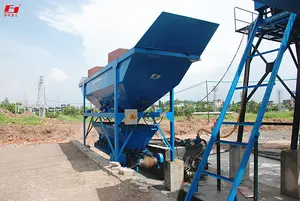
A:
[{"xmin": 4, "ymin": 4, "xmax": 21, "ymax": 17}]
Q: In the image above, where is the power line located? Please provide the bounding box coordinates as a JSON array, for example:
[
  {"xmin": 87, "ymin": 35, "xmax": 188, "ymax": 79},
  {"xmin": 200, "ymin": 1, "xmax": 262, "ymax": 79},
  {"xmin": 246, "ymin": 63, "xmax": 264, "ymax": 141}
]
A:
[
  {"xmin": 163, "ymin": 77, "xmax": 297, "ymax": 98},
  {"xmin": 197, "ymin": 32, "xmax": 246, "ymax": 103},
  {"xmin": 174, "ymin": 81, "xmax": 206, "ymax": 94}
]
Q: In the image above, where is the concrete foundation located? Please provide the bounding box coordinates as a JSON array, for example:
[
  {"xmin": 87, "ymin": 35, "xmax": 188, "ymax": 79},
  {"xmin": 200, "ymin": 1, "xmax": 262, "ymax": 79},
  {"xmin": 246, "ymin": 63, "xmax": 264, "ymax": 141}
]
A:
[
  {"xmin": 164, "ymin": 159, "xmax": 184, "ymax": 192},
  {"xmin": 229, "ymin": 145, "xmax": 250, "ymax": 180},
  {"xmin": 281, "ymin": 150, "xmax": 300, "ymax": 199}
]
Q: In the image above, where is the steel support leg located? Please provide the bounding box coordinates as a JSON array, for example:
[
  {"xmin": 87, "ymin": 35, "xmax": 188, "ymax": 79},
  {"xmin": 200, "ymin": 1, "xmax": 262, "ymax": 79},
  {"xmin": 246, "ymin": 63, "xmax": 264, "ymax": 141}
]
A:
[
  {"xmin": 291, "ymin": 42, "xmax": 300, "ymax": 150},
  {"xmin": 83, "ymin": 83, "xmax": 87, "ymax": 145},
  {"xmin": 217, "ymin": 131, "xmax": 221, "ymax": 191},
  {"xmin": 170, "ymin": 89, "xmax": 175, "ymax": 161},
  {"xmin": 254, "ymin": 135, "xmax": 259, "ymax": 201},
  {"xmin": 238, "ymin": 35, "xmax": 265, "ymax": 142},
  {"xmin": 114, "ymin": 67, "xmax": 119, "ymax": 161},
  {"xmin": 237, "ymin": 34, "xmax": 251, "ymax": 142}
]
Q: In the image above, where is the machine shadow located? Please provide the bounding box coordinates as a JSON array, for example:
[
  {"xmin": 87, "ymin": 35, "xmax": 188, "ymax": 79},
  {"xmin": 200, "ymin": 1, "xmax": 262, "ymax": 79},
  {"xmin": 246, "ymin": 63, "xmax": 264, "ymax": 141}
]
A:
[
  {"xmin": 96, "ymin": 180, "xmax": 171, "ymax": 201},
  {"xmin": 58, "ymin": 142, "xmax": 101, "ymax": 172}
]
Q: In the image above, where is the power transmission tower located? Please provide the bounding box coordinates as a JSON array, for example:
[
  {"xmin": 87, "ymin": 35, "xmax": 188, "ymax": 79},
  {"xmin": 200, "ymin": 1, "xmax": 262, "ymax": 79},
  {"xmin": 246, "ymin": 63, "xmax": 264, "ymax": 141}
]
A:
[{"xmin": 36, "ymin": 76, "xmax": 47, "ymax": 117}]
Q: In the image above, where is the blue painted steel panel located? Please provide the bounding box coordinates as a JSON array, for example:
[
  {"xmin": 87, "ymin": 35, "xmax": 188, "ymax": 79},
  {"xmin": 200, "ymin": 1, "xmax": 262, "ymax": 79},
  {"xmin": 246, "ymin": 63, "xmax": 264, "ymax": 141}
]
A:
[
  {"xmin": 135, "ymin": 12, "xmax": 219, "ymax": 56},
  {"xmin": 254, "ymin": 2, "xmax": 266, "ymax": 11},
  {"xmin": 254, "ymin": 0, "xmax": 300, "ymax": 15},
  {"xmin": 81, "ymin": 12, "xmax": 218, "ymax": 112},
  {"xmin": 93, "ymin": 123, "xmax": 158, "ymax": 151}
]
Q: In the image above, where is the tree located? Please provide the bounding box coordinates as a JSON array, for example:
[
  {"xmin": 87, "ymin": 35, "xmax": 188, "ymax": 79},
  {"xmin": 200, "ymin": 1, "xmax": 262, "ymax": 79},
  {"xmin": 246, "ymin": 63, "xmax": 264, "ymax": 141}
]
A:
[
  {"xmin": 174, "ymin": 106, "xmax": 183, "ymax": 116},
  {"xmin": 182, "ymin": 104, "xmax": 195, "ymax": 120},
  {"xmin": 0, "ymin": 98, "xmax": 16, "ymax": 113},
  {"xmin": 158, "ymin": 100, "xmax": 165, "ymax": 111},
  {"xmin": 62, "ymin": 106, "xmax": 80, "ymax": 116},
  {"xmin": 246, "ymin": 100, "xmax": 259, "ymax": 113},
  {"xmin": 2, "ymin": 98, "xmax": 9, "ymax": 107},
  {"xmin": 229, "ymin": 102, "xmax": 241, "ymax": 113}
]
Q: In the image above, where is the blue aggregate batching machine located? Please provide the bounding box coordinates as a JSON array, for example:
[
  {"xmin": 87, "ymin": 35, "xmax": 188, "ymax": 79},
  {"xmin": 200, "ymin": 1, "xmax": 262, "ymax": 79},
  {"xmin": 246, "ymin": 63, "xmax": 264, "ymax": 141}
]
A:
[{"xmin": 79, "ymin": 12, "xmax": 218, "ymax": 171}]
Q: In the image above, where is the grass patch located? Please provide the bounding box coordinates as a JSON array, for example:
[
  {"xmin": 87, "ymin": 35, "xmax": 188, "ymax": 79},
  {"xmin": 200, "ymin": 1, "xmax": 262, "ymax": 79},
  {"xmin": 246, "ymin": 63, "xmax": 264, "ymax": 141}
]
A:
[
  {"xmin": 245, "ymin": 113, "xmax": 257, "ymax": 122},
  {"xmin": 264, "ymin": 111, "xmax": 294, "ymax": 120},
  {"xmin": 182, "ymin": 111, "xmax": 294, "ymax": 122},
  {"xmin": 0, "ymin": 113, "xmax": 41, "ymax": 126},
  {"xmin": 56, "ymin": 114, "xmax": 83, "ymax": 122}
]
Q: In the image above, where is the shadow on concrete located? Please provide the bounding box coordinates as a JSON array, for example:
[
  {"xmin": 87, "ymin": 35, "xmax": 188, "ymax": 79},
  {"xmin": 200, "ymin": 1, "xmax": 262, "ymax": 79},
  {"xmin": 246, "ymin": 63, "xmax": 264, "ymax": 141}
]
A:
[
  {"xmin": 58, "ymin": 142, "xmax": 100, "ymax": 172},
  {"xmin": 96, "ymin": 180, "xmax": 171, "ymax": 201},
  {"xmin": 169, "ymin": 189, "xmax": 203, "ymax": 201},
  {"xmin": 138, "ymin": 168, "xmax": 164, "ymax": 180}
]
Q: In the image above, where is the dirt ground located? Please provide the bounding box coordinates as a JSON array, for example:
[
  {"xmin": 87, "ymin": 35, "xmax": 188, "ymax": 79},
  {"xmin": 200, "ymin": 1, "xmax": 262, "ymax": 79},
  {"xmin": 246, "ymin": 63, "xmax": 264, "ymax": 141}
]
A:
[
  {"xmin": 0, "ymin": 142, "xmax": 171, "ymax": 201},
  {"xmin": 0, "ymin": 109, "xmax": 293, "ymax": 150}
]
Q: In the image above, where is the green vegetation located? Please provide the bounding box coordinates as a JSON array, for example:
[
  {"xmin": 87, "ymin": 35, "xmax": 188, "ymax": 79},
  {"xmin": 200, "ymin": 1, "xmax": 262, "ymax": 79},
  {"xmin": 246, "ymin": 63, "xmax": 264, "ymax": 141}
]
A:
[
  {"xmin": 264, "ymin": 111, "xmax": 294, "ymax": 120},
  {"xmin": 0, "ymin": 97, "xmax": 24, "ymax": 114},
  {"xmin": 0, "ymin": 113, "xmax": 41, "ymax": 125},
  {"xmin": 0, "ymin": 97, "xmax": 295, "ymax": 125},
  {"xmin": 56, "ymin": 114, "xmax": 83, "ymax": 122}
]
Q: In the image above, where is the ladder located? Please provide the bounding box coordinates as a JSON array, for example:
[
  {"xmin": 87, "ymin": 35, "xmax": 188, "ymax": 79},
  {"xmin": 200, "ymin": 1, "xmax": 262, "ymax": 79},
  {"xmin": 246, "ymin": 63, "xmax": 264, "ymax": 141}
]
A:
[{"xmin": 185, "ymin": 12, "xmax": 297, "ymax": 201}]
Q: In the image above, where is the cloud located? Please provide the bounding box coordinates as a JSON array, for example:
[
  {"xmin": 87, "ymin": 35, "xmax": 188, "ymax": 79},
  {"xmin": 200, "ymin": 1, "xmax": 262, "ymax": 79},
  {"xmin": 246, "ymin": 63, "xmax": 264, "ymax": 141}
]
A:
[
  {"xmin": 38, "ymin": 0, "xmax": 296, "ymax": 102},
  {"xmin": 50, "ymin": 68, "xmax": 68, "ymax": 82},
  {"xmin": 7, "ymin": 81, "xmax": 20, "ymax": 89}
]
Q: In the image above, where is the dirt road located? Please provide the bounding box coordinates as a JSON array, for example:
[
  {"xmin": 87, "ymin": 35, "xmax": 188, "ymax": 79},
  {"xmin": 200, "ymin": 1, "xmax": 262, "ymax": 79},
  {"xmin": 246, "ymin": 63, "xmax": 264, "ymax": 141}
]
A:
[{"xmin": 0, "ymin": 142, "xmax": 172, "ymax": 201}]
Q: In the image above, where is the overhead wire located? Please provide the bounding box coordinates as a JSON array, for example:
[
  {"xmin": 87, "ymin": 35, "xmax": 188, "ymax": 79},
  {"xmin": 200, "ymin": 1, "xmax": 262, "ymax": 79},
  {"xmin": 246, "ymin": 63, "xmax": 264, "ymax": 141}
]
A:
[{"xmin": 195, "ymin": 30, "xmax": 247, "ymax": 138}]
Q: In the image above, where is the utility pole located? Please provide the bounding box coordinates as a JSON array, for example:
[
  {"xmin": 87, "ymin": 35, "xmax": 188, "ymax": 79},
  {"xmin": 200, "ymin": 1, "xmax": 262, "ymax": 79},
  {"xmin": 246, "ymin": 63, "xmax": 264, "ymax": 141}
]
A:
[
  {"xmin": 206, "ymin": 80, "xmax": 210, "ymax": 123},
  {"xmin": 24, "ymin": 89, "xmax": 28, "ymax": 111},
  {"xmin": 55, "ymin": 96, "xmax": 59, "ymax": 113},
  {"xmin": 277, "ymin": 89, "xmax": 281, "ymax": 111},
  {"xmin": 213, "ymin": 86, "xmax": 218, "ymax": 112}
]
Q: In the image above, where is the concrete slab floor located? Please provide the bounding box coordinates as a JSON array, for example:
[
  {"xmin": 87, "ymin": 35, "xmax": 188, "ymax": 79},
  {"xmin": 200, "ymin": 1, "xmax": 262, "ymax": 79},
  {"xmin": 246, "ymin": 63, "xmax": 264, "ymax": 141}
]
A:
[
  {"xmin": 137, "ymin": 152, "xmax": 298, "ymax": 201},
  {"xmin": 170, "ymin": 152, "xmax": 299, "ymax": 201},
  {"xmin": 209, "ymin": 152, "xmax": 281, "ymax": 189},
  {"xmin": 0, "ymin": 143, "xmax": 172, "ymax": 201}
]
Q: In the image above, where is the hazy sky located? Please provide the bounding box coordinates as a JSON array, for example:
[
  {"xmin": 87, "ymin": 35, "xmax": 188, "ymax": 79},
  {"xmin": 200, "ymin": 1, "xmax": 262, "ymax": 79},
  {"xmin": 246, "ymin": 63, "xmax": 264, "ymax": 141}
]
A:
[{"xmin": 0, "ymin": 0, "xmax": 298, "ymax": 107}]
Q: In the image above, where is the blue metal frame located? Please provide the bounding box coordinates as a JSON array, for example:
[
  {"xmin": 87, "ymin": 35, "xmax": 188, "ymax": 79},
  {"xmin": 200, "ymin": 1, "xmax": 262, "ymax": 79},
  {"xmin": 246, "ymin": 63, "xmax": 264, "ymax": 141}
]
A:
[
  {"xmin": 169, "ymin": 89, "xmax": 175, "ymax": 161},
  {"xmin": 185, "ymin": 11, "xmax": 297, "ymax": 201},
  {"xmin": 185, "ymin": 13, "xmax": 262, "ymax": 201},
  {"xmin": 82, "ymin": 54, "xmax": 176, "ymax": 163},
  {"xmin": 227, "ymin": 13, "xmax": 296, "ymax": 200},
  {"xmin": 83, "ymin": 83, "xmax": 87, "ymax": 145},
  {"xmin": 99, "ymin": 118, "xmax": 115, "ymax": 156},
  {"xmin": 155, "ymin": 123, "xmax": 174, "ymax": 152}
]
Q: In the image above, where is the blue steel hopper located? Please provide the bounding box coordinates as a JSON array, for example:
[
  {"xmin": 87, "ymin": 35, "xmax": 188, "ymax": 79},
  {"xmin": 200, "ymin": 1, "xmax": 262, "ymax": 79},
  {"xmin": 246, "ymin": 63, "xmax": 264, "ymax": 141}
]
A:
[{"xmin": 80, "ymin": 12, "xmax": 218, "ymax": 169}]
